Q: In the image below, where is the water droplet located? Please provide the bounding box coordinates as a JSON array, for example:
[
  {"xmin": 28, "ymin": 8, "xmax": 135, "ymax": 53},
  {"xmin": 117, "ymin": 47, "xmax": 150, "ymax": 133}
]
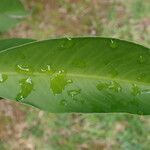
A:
[
  {"xmin": 110, "ymin": 39, "xmax": 117, "ymax": 49},
  {"xmin": 142, "ymin": 89, "xmax": 150, "ymax": 94},
  {"xmin": 108, "ymin": 81, "xmax": 122, "ymax": 92},
  {"xmin": 16, "ymin": 77, "xmax": 34, "ymax": 101},
  {"xmin": 137, "ymin": 55, "xmax": 144, "ymax": 64},
  {"xmin": 61, "ymin": 37, "xmax": 74, "ymax": 49},
  {"xmin": 96, "ymin": 81, "xmax": 122, "ymax": 92},
  {"xmin": 60, "ymin": 99, "xmax": 68, "ymax": 106},
  {"xmin": 136, "ymin": 73, "xmax": 145, "ymax": 81},
  {"xmin": 0, "ymin": 74, "xmax": 8, "ymax": 83},
  {"xmin": 131, "ymin": 84, "xmax": 141, "ymax": 96},
  {"xmin": 67, "ymin": 89, "xmax": 81, "ymax": 100},
  {"xmin": 16, "ymin": 64, "xmax": 33, "ymax": 74},
  {"xmin": 72, "ymin": 59, "xmax": 86, "ymax": 68},
  {"xmin": 96, "ymin": 82, "xmax": 108, "ymax": 91},
  {"xmin": 67, "ymin": 79, "xmax": 73, "ymax": 84},
  {"xmin": 40, "ymin": 65, "xmax": 55, "ymax": 75},
  {"xmin": 68, "ymin": 89, "xmax": 81, "ymax": 97},
  {"xmin": 50, "ymin": 70, "xmax": 72, "ymax": 95},
  {"xmin": 66, "ymin": 36, "xmax": 72, "ymax": 41}
]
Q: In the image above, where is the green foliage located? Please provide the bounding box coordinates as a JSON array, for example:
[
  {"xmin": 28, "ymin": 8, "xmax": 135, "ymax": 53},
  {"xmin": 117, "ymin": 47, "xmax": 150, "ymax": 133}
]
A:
[
  {"xmin": 0, "ymin": 38, "xmax": 35, "ymax": 51},
  {"xmin": 0, "ymin": 37, "xmax": 149, "ymax": 114},
  {"xmin": 0, "ymin": 0, "xmax": 28, "ymax": 32}
]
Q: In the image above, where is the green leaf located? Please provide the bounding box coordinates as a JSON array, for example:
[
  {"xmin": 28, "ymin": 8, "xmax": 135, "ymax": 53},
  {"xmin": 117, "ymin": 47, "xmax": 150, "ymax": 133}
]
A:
[
  {"xmin": 0, "ymin": 37, "xmax": 150, "ymax": 114},
  {"xmin": 0, "ymin": 38, "xmax": 35, "ymax": 51},
  {"xmin": 0, "ymin": 38, "xmax": 35, "ymax": 100},
  {"xmin": 0, "ymin": 0, "xmax": 28, "ymax": 32}
]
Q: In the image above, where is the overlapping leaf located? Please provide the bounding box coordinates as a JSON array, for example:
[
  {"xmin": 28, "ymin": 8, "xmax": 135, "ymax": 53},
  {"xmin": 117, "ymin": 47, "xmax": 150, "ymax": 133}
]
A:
[{"xmin": 0, "ymin": 0, "xmax": 29, "ymax": 32}]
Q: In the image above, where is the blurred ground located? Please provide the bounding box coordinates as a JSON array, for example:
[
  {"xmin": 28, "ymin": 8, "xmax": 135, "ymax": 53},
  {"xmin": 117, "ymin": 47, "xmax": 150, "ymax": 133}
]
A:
[{"xmin": 0, "ymin": 0, "xmax": 150, "ymax": 149}]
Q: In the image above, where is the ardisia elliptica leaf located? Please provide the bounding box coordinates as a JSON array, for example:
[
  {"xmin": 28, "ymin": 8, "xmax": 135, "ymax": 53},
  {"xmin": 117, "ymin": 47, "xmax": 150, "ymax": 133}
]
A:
[
  {"xmin": 0, "ymin": 37, "xmax": 149, "ymax": 114},
  {"xmin": 0, "ymin": 0, "xmax": 29, "ymax": 32},
  {"xmin": 0, "ymin": 38, "xmax": 35, "ymax": 51}
]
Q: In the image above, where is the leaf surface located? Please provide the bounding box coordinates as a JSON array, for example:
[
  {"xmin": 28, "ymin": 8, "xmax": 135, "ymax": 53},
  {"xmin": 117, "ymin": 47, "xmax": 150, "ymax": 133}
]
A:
[
  {"xmin": 0, "ymin": 38, "xmax": 35, "ymax": 51},
  {"xmin": 0, "ymin": 37, "xmax": 150, "ymax": 114},
  {"xmin": 0, "ymin": 0, "xmax": 28, "ymax": 32}
]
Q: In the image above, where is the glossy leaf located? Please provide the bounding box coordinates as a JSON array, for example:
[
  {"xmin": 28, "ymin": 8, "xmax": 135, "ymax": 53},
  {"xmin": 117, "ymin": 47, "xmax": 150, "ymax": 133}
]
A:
[
  {"xmin": 0, "ymin": 37, "xmax": 150, "ymax": 114},
  {"xmin": 0, "ymin": 38, "xmax": 35, "ymax": 51},
  {"xmin": 0, "ymin": 0, "xmax": 28, "ymax": 32}
]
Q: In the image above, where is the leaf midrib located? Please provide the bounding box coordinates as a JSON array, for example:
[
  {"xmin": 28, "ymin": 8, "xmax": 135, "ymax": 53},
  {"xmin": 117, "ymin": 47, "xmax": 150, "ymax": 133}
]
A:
[{"xmin": 1, "ymin": 72, "xmax": 149, "ymax": 87}]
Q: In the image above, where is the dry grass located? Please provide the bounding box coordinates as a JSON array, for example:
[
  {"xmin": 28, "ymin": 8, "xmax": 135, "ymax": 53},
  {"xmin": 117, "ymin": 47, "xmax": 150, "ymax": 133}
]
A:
[{"xmin": 1, "ymin": 0, "xmax": 150, "ymax": 149}]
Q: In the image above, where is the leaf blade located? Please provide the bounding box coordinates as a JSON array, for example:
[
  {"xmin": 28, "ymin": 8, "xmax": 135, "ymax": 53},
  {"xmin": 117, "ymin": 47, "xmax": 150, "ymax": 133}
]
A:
[
  {"xmin": 0, "ymin": 38, "xmax": 35, "ymax": 51},
  {"xmin": 0, "ymin": 0, "xmax": 29, "ymax": 32},
  {"xmin": 0, "ymin": 37, "xmax": 149, "ymax": 114}
]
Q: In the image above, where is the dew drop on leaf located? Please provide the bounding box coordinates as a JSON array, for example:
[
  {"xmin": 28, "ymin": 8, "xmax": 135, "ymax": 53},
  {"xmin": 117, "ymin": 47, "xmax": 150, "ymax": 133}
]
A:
[
  {"xmin": 0, "ymin": 74, "xmax": 8, "ymax": 83},
  {"xmin": 136, "ymin": 73, "xmax": 145, "ymax": 81},
  {"xmin": 16, "ymin": 64, "xmax": 33, "ymax": 74},
  {"xmin": 40, "ymin": 65, "xmax": 55, "ymax": 75},
  {"xmin": 96, "ymin": 81, "xmax": 122, "ymax": 92},
  {"xmin": 50, "ymin": 70, "xmax": 72, "ymax": 95},
  {"xmin": 16, "ymin": 77, "xmax": 34, "ymax": 101},
  {"xmin": 110, "ymin": 39, "xmax": 118, "ymax": 49},
  {"xmin": 61, "ymin": 37, "xmax": 74, "ymax": 49},
  {"xmin": 137, "ymin": 55, "xmax": 144, "ymax": 64},
  {"xmin": 67, "ymin": 79, "xmax": 73, "ymax": 84},
  {"xmin": 66, "ymin": 36, "xmax": 72, "ymax": 41},
  {"xmin": 108, "ymin": 81, "xmax": 122, "ymax": 92},
  {"xmin": 141, "ymin": 89, "xmax": 150, "ymax": 94},
  {"xmin": 67, "ymin": 89, "xmax": 81, "ymax": 101},
  {"xmin": 67, "ymin": 89, "xmax": 81, "ymax": 98},
  {"xmin": 96, "ymin": 82, "xmax": 108, "ymax": 91},
  {"xmin": 131, "ymin": 84, "xmax": 141, "ymax": 96}
]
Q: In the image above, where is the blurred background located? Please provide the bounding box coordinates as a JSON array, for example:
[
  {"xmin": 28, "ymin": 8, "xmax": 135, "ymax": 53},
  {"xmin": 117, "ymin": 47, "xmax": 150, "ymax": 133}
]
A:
[{"xmin": 0, "ymin": 0, "xmax": 150, "ymax": 149}]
